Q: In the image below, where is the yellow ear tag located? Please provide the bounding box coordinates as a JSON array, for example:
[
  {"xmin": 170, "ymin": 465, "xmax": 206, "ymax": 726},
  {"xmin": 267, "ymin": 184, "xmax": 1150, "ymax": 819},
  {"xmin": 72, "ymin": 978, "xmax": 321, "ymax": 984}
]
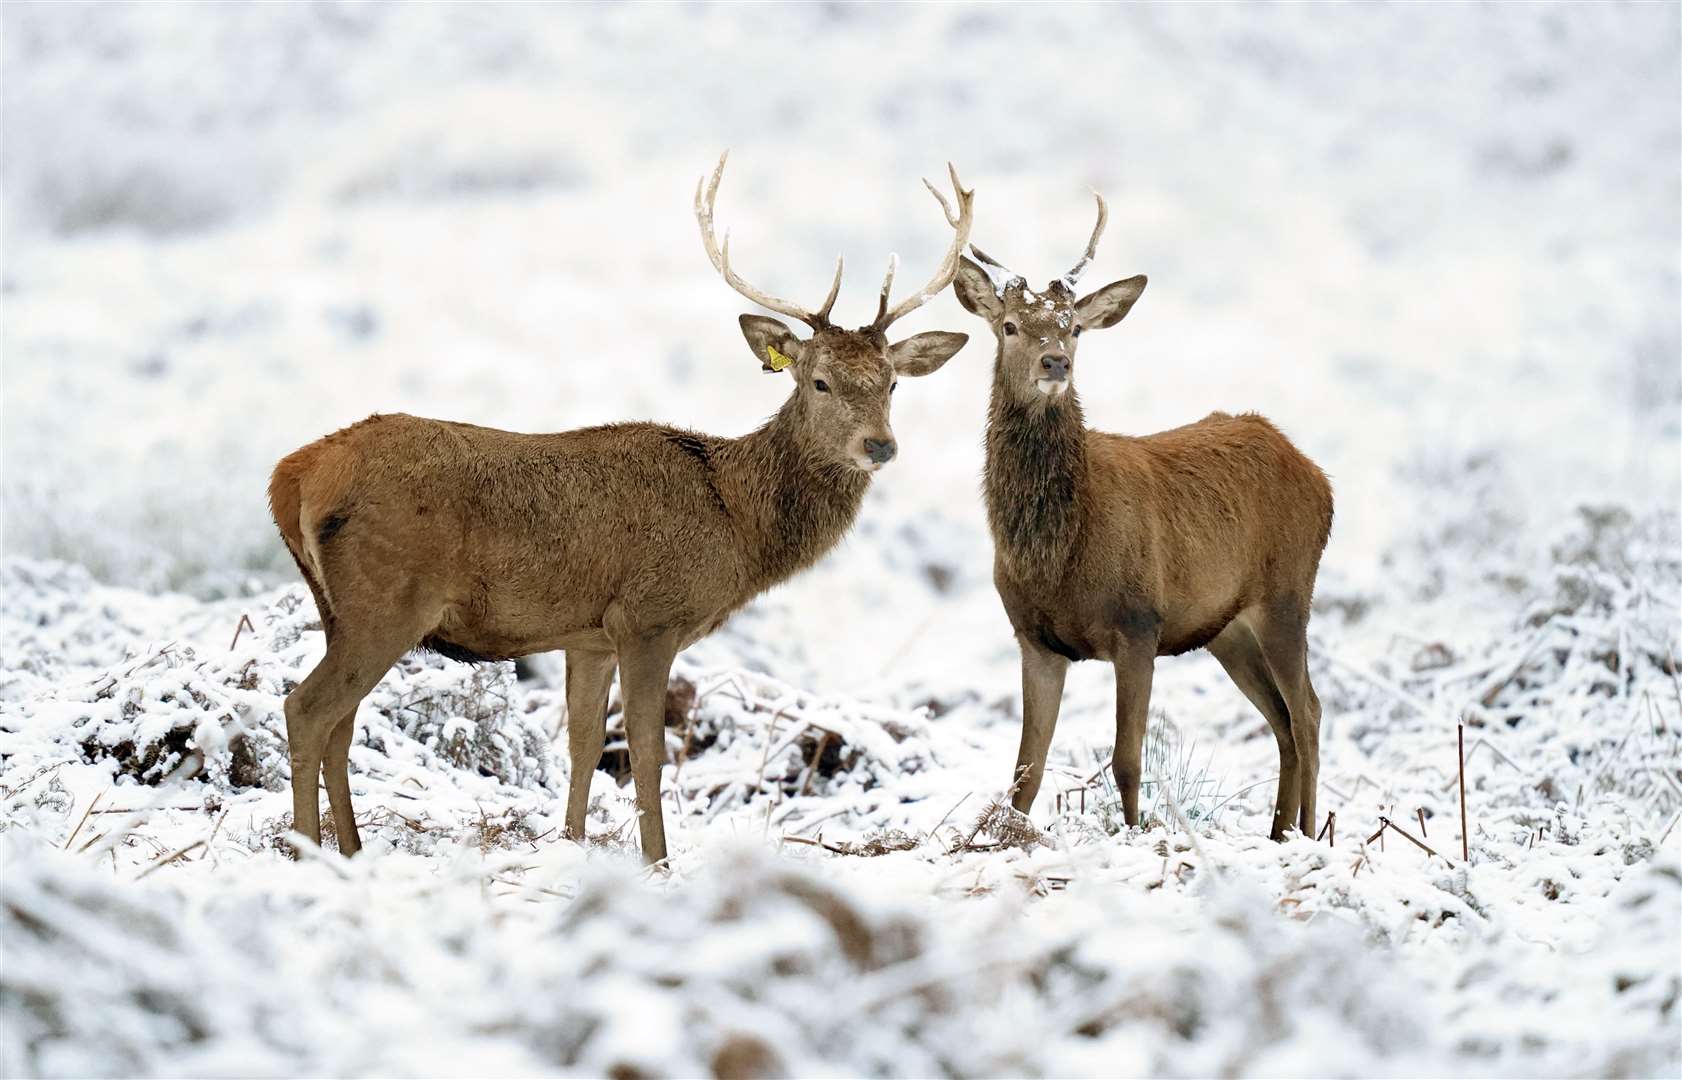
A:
[{"xmin": 764, "ymin": 345, "xmax": 794, "ymax": 372}]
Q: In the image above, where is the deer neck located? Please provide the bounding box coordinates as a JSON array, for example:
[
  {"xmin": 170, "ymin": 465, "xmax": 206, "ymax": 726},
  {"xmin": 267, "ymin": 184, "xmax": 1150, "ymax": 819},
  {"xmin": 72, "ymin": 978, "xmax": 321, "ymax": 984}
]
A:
[
  {"xmin": 713, "ymin": 397, "xmax": 871, "ymax": 591},
  {"xmin": 984, "ymin": 354, "xmax": 1088, "ymax": 582}
]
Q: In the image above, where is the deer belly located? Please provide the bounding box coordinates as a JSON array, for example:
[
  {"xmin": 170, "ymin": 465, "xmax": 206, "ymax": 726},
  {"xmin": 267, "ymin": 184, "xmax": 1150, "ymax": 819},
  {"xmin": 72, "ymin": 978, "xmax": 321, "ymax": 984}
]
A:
[{"xmin": 1156, "ymin": 599, "xmax": 1245, "ymax": 657}]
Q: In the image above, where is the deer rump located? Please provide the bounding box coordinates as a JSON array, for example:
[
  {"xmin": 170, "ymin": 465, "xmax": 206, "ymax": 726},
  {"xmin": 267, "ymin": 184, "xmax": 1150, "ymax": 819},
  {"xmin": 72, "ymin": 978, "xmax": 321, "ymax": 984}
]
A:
[{"xmin": 269, "ymin": 412, "xmax": 758, "ymax": 663}]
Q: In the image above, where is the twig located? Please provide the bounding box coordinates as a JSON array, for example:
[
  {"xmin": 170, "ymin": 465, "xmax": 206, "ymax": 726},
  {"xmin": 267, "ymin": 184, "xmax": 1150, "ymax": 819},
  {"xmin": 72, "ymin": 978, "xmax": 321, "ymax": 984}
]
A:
[
  {"xmin": 1417, "ymin": 807, "xmax": 1428, "ymax": 839},
  {"xmin": 0, "ymin": 760, "xmax": 70, "ymax": 801},
  {"xmin": 1315, "ymin": 810, "xmax": 1336, "ymax": 846},
  {"xmin": 924, "ymin": 793, "xmax": 971, "ymax": 847},
  {"xmin": 1666, "ymin": 644, "xmax": 1682, "ymax": 717},
  {"xmin": 1366, "ymin": 821, "xmax": 1388, "ymax": 847},
  {"xmin": 81, "ymin": 804, "xmax": 206, "ymax": 815},
  {"xmin": 1458, "ymin": 722, "xmax": 1470, "ymax": 863},
  {"xmin": 780, "ymin": 833, "xmax": 852, "ymax": 856},
  {"xmin": 84, "ymin": 756, "xmax": 204, "ymax": 860},
  {"xmin": 799, "ymin": 730, "xmax": 834, "ymax": 797},
  {"xmin": 1314, "ymin": 636, "xmax": 1441, "ymax": 720},
  {"xmin": 1381, "ymin": 816, "xmax": 1453, "ymax": 866},
  {"xmin": 1475, "ymin": 619, "xmax": 1555, "ymax": 707},
  {"xmin": 490, "ymin": 875, "xmax": 573, "ymax": 900},
  {"xmin": 136, "ymin": 840, "xmax": 205, "ymax": 879},
  {"xmin": 228, "ymin": 613, "xmax": 256, "ymax": 652},
  {"xmin": 63, "ymin": 789, "xmax": 107, "ymax": 850},
  {"xmin": 1200, "ymin": 774, "xmax": 1281, "ymax": 820},
  {"xmin": 1436, "ymin": 737, "xmax": 1526, "ymax": 789}
]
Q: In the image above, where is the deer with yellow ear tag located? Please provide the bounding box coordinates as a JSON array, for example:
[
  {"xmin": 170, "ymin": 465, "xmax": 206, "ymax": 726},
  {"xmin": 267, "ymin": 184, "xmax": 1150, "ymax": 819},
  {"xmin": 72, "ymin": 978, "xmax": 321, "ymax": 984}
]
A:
[{"xmin": 270, "ymin": 155, "xmax": 972, "ymax": 865}]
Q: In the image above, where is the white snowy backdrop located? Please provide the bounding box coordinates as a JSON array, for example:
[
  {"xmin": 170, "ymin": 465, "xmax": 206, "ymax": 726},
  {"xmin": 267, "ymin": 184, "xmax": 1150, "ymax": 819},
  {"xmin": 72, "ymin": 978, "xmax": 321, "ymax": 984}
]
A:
[{"xmin": 2, "ymin": 3, "xmax": 1678, "ymax": 1077}]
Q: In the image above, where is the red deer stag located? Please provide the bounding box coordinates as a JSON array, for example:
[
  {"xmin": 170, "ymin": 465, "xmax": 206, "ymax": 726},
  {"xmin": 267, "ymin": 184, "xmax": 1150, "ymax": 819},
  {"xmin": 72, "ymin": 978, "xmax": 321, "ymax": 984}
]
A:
[
  {"xmin": 951, "ymin": 196, "xmax": 1333, "ymax": 841},
  {"xmin": 269, "ymin": 155, "xmax": 973, "ymax": 863}
]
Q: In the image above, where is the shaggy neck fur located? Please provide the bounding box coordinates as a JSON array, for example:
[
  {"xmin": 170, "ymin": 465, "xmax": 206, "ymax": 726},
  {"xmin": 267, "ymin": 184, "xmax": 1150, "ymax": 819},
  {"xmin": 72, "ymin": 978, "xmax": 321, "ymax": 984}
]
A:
[
  {"xmin": 712, "ymin": 394, "xmax": 871, "ymax": 593},
  {"xmin": 984, "ymin": 349, "xmax": 1088, "ymax": 582}
]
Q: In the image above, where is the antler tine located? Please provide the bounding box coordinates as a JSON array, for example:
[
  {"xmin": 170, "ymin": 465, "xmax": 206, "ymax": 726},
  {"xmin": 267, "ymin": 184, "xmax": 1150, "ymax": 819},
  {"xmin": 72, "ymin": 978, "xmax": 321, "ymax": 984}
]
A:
[
  {"xmin": 1061, "ymin": 190, "xmax": 1109, "ymax": 287},
  {"xmin": 815, "ymin": 256, "xmax": 844, "ymax": 323},
  {"xmin": 873, "ymin": 163, "xmax": 975, "ymax": 331},
  {"xmin": 694, "ymin": 151, "xmax": 833, "ymax": 329},
  {"xmin": 873, "ymin": 253, "xmax": 899, "ymax": 326}
]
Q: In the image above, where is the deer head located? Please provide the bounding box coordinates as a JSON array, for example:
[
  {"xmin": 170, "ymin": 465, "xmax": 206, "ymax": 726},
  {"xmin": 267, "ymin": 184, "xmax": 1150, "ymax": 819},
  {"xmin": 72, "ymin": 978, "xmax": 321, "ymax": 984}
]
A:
[
  {"xmin": 952, "ymin": 194, "xmax": 1146, "ymax": 406},
  {"xmin": 696, "ymin": 153, "xmax": 972, "ymax": 472}
]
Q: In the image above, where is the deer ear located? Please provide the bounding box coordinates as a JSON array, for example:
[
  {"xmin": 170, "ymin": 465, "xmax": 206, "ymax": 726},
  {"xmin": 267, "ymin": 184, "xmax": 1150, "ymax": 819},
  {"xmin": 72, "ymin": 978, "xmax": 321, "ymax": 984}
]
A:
[
  {"xmin": 889, "ymin": 331, "xmax": 968, "ymax": 377},
  {"xmin": 738, "ymin": 314, "xmax": 804, "ymax": 373},
  {"xmin": 1074, "ymin": 275, "xmax": 1147, "ymax": 332},
  {"xmin": 953, "ymin": 257, "xmax": 1004, "ymax": 321}
]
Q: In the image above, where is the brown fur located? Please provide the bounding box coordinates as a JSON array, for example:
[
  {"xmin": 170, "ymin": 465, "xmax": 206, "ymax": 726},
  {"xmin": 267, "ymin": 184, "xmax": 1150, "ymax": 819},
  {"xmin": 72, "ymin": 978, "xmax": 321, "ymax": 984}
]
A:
[
  {"xmin": 955, "ymin": 254, "xmax": 1334, "ymax": 841},
  {"xmin": 272, "ymin": 220, "xmax": 969, "ymax": 866}
]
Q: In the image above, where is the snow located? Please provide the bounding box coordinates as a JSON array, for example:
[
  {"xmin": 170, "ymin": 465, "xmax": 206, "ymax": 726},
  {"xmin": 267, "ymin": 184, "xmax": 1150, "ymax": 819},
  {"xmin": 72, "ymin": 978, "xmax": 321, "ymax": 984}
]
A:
[{"xmin": 3, "ymin": 3, "xmax": 1679, "ymax": 1077}]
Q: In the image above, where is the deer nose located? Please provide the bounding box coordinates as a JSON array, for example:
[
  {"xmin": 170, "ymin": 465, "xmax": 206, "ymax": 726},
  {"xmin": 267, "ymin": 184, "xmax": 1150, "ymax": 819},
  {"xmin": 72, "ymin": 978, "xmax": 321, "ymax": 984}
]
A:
[
  {"xmin": 1040, "ymin": 354, "xmax": 1070, "ymax": 380},
  {"xmin": 863, "ymin": 438, "xmax": 897, "ymax": 465}
]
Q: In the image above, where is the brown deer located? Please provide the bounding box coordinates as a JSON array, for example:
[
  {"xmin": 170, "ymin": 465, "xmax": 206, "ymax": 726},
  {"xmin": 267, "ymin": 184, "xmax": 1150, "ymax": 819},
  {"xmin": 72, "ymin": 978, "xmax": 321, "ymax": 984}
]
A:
[
  {"xmin": 269, "ymin": 154, "xmax": 973, "ymax": 863},
  {"xmin": 951, "ymin": 196, "xmax": 1333, "ymax": 841}
]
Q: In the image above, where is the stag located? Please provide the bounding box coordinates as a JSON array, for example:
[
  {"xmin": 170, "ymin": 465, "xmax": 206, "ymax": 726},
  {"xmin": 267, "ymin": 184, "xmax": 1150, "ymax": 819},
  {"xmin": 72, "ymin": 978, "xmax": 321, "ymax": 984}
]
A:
[
  {"xmin": 270, "ymin": 155, "xmax": 973, "ymax": 862},
  {"xmin": 952, "ymin": 196, "xmax": 1333, "ymax": 840}
]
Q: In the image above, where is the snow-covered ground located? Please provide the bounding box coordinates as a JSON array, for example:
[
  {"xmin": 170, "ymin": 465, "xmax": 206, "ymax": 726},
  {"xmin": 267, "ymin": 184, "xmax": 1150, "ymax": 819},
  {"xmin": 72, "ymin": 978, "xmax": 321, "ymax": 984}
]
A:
[{"xmin": 2, "ymin": 4, "xmax": 1678, "ymax": 1076}]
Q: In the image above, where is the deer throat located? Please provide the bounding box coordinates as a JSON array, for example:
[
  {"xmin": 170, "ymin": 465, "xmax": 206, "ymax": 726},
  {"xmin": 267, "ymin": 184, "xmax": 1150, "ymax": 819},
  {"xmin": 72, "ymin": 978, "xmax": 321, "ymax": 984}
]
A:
[
  {"xmin": 719, "ymin": 410, "xmax": 871, "ymax": 592},
  {"xmin": 984, "ymin": 381, "xmax": 1087, "ymax": 584}
]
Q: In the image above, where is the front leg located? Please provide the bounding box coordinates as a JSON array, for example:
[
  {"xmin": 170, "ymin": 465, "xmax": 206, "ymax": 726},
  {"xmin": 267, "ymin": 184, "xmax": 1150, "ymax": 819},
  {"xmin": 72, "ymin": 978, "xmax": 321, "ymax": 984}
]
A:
[
  {"xmin": 1011, "ymin": 633, "xmax": 1070, "ymax": 813},
  {"xmin": 562, "ymin": 649, "xmax": 617, "ymax": 842},
  {"xmin": 615, "ymin": 634, "xmax": 681, "ymax": 865},
  {"xmin": 1112, "ymin": 643, "xmax": 1157, "ymax": 827}
]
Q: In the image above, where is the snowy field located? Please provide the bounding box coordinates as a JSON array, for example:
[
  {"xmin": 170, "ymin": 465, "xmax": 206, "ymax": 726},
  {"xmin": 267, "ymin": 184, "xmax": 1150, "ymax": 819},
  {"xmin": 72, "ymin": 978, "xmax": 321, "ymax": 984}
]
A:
[{"xmin": 3, "ymin": 3, "xmax": 1680, "ymax": 1076}]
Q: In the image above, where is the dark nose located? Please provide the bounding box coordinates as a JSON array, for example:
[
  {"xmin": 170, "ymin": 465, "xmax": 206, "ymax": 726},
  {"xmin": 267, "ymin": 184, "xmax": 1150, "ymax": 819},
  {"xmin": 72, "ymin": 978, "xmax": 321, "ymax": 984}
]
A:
[
  {"xmin": 864, "ymin": 438, "xmax": 897, "ymax": 464},
  {"xmin": 1041, "ymin": 354, "xmax": 1069, "ymax": 380}
]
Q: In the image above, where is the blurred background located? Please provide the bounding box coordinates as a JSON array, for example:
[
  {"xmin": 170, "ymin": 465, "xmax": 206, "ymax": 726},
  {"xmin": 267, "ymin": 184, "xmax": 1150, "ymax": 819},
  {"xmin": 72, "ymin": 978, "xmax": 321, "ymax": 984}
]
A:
[{"xmin": 3, "ymin": 2, "xmax": 1678, "ymax": 694}]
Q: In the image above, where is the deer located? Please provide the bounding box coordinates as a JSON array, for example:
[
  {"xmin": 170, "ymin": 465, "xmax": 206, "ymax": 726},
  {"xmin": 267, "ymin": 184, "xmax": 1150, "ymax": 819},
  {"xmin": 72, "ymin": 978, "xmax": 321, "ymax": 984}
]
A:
[
  {"xmin": 268, "ymin": 154, "xmax": 973, "ymax": 864},
  {"xmin": 950, "ymin": 195, "xmax": 1334, "ymax": 842}
]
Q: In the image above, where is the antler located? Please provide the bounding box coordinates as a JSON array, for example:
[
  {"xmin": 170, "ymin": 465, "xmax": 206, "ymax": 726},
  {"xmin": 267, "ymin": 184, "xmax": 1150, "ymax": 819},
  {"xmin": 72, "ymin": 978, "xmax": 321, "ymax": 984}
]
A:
[
  {"xmin": 966, "ymin": 242, "xmax": 1024, "ymax": 292},
  {"xmin": 695, "ymin": 151, "xmax": 843, "ymax": 330},
  {"xmin": 1060, "ymin": 191, "xmax": 1108, "ymax": 287},
  {"xmin": 872, "ymin": 163, "xmax": 975, "ymax": 331}
]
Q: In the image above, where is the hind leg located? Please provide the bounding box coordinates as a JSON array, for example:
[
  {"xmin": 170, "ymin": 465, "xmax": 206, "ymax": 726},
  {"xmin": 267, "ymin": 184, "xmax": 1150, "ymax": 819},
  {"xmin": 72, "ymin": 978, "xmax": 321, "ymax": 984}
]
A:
[
  {"xmin": 562, "ymin": 649, "xmax": 617, "ymax": 841},
  {"xmin": 1296, "ymin": 677, "xmax": 1322, "ymax": 835},
  {"xmin": 322, "ymin": 711, "xmax": 362, "ymax": 855},
  {"xmin": 1208, "ymin": 617, "xmax": 1299, "ymax": 840},
  {"xmin": 1250, "ymin": 599, "xmax": 1320, "ymax": 839},
  {"xmin": 284, "ymin": 628, "xmax": 417, "ymax": 853}
]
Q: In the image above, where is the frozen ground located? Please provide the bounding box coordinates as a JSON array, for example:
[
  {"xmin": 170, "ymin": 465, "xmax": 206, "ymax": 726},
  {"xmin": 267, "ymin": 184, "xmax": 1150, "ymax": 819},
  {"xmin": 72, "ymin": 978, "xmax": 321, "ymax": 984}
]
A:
[{"xmin": 2, "ymin": 3, "xmax": 1679, "ymax": 1077}]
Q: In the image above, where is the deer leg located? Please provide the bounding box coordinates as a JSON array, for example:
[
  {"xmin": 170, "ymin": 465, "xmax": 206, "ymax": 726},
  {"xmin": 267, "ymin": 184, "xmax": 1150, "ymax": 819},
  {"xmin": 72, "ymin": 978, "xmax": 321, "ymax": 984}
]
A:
[
  {"xmin": 615, "ymin": 635, "xmax": 680, "ymax": 866},
  {"xmin": 1111, "ymin": 644, "xmax": 1156, "ymax": 827},
  {"xmin": 322, "ymin": 711, "xmax": 362, "ymax": 855},
  {"xmin": 1297, "ymin": 678, "xmax": 1323, "ymax": 836},
  {"xmin": 562, "ymin": 648, "xmax": 618, "ymax": 842},
  {"xmin": 284, "ymin": 629, "xmax": 415, "ymax": 855},
  {"xmin": 1011, "ymin": 634, "xmax": 1070, "ymax": 813},
  {"xmin": 1208, "ymin": 617, "xmax": 1299, "ymax": 841},
  {"xmin": 1253, "ymin": 603, "xmax": 1320, "ymax": 840}
]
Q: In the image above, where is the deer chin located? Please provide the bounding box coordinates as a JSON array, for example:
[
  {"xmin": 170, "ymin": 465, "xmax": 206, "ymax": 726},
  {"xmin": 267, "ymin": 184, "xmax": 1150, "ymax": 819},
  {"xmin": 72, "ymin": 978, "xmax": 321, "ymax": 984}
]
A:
[
  {"xmin": 849, "ymin": 454, "xmax": 887, "ymax": 474},
  {"xmin": 1035, "ymin": 377, "xmax": 1069, "ymax": 398}
]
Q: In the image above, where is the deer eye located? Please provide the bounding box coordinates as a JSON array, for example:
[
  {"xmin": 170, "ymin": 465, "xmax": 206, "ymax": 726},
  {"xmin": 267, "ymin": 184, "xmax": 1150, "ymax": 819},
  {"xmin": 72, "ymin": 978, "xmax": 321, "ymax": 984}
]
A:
[
  {"xmin": 889, "ymin": 381, "xmax": 898, "ymax": 394},
  {"xmin": 1072, "ymin": 325, "xmax": 1083, "ymax": 338},
  {"xmin": 813, "ymin": 378, "xmax": 830, "ymax": 393},
  {"xmin": 1002, "ymin": 322, "xmax": 1018, "ymax": 336}
]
